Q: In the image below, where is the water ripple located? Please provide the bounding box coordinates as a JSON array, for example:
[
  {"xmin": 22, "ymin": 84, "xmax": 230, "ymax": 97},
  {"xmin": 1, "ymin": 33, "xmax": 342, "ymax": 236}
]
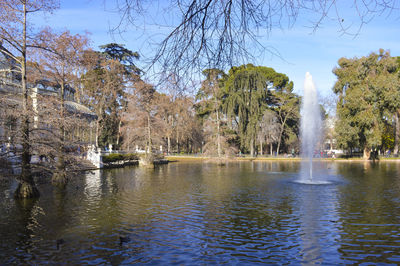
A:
[{"xmin": 2, "ymin": 162, "xmax": 400, "ymax": 264}]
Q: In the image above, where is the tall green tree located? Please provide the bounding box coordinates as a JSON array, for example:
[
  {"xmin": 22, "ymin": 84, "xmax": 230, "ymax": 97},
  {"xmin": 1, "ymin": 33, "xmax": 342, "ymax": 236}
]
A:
[
  {"xmin": 386, "ymin": 56, "xmax": 400, "ymax": 154},
  {"xmin": 99, "ymin": 43, "xmax": 140, "ymax": 75},
  {"xmin": 82, "ymin": 44, "xmax": 140, "ymax": 149},
  {"xmin": 100, "ymin": 43, "xmax": 140, "ymax": 148},
  {"xmin": 222, "ymin": 64, "xmax": 295, "ymax": 156},
  {"xmin": 333, "ymin": 49, "xmax": 398, "ymax": 158}
]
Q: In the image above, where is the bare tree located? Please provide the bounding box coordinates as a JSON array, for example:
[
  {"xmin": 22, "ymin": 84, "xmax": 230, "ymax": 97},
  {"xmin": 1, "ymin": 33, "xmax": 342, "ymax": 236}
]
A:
[
  {"xmin": 28, "ymin": 91, "xmax": 90, "ymax": 183},
  {"xmin": 113, "ymin": 0, "xmax": 398, "ymax": 80},
  {"xmin": 258, "ymin": 109, "xmax": 280, "ymax": 156},
  {"xmin": 32, "ymin": 28, "xmax": 89, "ymax": 187},
  {"xmin": 173, "ymin": 96, "xmax": 196, "ymax": 153},
  {"xmin": 122, "ymin": 80, "xmax": 164, "ymax": 153},
  {"xmin": 0, "ymin": 0, "xmax": 59, "ymax": 198},
  {"xmin": 156, "ymin": 93, "xmax": 176, "ymax": 154},
  {"xmin": 158, "ymin": 73, "xmax": 194, "ymax": 154},
  {"xmin": 273, "ymin": 90, "xmax": 300, "ymax": 155}
]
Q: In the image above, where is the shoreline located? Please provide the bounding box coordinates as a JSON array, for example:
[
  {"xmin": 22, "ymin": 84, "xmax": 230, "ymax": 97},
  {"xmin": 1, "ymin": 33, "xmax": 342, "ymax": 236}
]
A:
[
  {"xmin": 165, "ymin": 155, "xmax": 400, "ymax": 163},
  {"xmin": 2, "ymin": 156, "xmax": 400, "ymax": 180}
]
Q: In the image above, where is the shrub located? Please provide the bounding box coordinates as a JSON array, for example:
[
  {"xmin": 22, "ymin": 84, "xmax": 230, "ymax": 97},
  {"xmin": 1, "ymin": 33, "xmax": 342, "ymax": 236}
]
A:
[
  {"xmin": 102, "ymin": 153, "xmax": 139, "ymax": 163},
  {"xmin": 123, "ymin": 153, "xmax": 139, "ymax": 160},
  {"xmin": 102, "ymin": 153, "xmax": 124, "ymax": 163}
]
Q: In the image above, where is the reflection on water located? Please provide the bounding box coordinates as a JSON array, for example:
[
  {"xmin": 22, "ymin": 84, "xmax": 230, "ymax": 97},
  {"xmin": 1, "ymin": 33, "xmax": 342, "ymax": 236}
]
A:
[
  {"xmin": 84, "ymin": 170, "xmax": 102, "ymax": 199},
  {"xmin": 335, "ymin": 162, "xmax": 400, "ymax": 264},
  {"xmin": 295, "ymin": 182, "xmax": 340, "ymax": 264},
  {"xmin": 1, "ymin": 161, "xmax": 400, "ymax": 264}
]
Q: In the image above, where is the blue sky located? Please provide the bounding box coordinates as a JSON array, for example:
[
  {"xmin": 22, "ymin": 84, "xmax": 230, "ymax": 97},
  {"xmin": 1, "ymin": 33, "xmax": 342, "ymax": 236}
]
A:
[{"xmin": 33, "ymin": 0, "xmax": 400, "ymax": 98}]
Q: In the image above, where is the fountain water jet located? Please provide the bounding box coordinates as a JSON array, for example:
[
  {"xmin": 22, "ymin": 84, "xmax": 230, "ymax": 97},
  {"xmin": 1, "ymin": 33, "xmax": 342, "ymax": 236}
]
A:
[{"xmin": 300, "ymin": 72, "xmax": 322, "ymax": 182}]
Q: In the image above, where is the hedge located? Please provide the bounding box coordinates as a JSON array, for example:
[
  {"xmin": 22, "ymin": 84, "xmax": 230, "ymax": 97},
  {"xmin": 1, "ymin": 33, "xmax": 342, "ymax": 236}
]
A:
[{"xmin": 102, "ymin": 153, "xmax": 139, "ymax": 163}]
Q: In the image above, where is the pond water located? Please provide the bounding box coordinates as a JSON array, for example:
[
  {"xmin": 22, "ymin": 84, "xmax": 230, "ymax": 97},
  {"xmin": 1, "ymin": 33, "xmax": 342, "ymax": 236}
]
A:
[{"xmin": 1, "ymin": 161, "xmax": 400, "ymax": 264}]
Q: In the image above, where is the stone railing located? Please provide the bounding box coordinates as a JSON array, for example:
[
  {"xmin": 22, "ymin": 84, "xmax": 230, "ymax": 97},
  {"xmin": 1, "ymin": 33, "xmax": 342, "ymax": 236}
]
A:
[{"xmin": 86, "ymin": 147, "xmax": 103, "ymax": 169}]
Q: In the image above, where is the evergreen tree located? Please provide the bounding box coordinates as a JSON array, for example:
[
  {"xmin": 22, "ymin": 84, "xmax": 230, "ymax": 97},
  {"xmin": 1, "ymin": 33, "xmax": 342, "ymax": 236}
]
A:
[
  {"xmin": 333, "ymin": 49, "xmax": 398, "ymax": 158},
  {"xmin": 82, "ymin": 44, "xmax": 140, "ymax": 149}
]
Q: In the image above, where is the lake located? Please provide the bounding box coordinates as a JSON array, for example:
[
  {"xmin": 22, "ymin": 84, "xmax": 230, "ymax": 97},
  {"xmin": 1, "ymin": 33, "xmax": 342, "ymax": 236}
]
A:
[{"xmin": 1, "ymin": 160, "xmax": 400, "ymax": 264}]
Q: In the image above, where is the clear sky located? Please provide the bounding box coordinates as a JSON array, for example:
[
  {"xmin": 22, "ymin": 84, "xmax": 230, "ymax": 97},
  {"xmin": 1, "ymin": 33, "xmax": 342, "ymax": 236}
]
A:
[{"xmin": 33, "ymin": 0, "xmax": 400, "ymax": 98}]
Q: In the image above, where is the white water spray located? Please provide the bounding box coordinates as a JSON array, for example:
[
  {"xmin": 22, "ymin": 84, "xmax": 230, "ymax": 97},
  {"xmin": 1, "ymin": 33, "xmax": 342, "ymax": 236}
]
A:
[{"xmin": 300, "ymin": 72, "xmax": 322, "ymax": 181}]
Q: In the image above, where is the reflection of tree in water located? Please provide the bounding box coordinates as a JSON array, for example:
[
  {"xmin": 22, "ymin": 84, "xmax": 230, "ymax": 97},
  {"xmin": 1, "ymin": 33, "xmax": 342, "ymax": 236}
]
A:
[
  {"xmin": 53, "ymin": 169, "xmax": 141, "ymax": 264},
  {"xmin": 249, "ymin": 161, "xmax": 301, "ymax": 174},
  {"xmin": 197, "ymin": 168, "xmax": 300, "ymax": 263},
  {"xmin": 11, "ymin": 199, "xmax": 43, "ymax": 263},
  {"xmin": 53, "ymin": 187, "xmax": 67, "ymax": 218},
  {"xmin": 5, "ymin": 162, "xmax": 400, "ymax": 264}
]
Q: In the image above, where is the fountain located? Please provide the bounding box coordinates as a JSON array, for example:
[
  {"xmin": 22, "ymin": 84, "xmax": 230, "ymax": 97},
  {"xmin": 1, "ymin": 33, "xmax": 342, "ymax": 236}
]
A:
[{"xmin": 300, "ymin": 72, "xmax": 322, "ymax": 183}]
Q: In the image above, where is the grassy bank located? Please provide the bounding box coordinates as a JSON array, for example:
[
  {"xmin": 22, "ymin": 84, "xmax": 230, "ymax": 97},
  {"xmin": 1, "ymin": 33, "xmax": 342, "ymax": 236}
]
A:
[{"xmin": 166, "ymin": 155, "xmax": 303, "ymax": 162}]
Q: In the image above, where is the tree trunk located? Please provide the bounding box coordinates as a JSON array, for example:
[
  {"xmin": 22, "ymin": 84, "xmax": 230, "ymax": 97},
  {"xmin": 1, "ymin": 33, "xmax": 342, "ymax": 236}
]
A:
[
  {"xmin": 259, "ymin": 139, "xmax": 263, "ymax": 156},
  {"xmin": 363, "ymin": 146, "xmax": 370, "ymax": 160},
  {"xmin": 15, "ymin": 4, "xmax": 39, "ymax": 199},
  {"xmin": 116, "ymin": 119, "xmax": 122, "ymax": 147},
  {"xmin": 276, "ymin": 116, "xmax": 288, "ymax": 156},
  {"xmin": 394, "ymin": 111, "xmax": 399, "ymax": 155},
  {"xmin": 89, "ymin": 123, "xmax": 93, "ymax": 144},
  {"xmin": 52, "ymin": 152, "xmax": 67, "ymax": 188},
  {"xmin": 52, "ymin": 80, "xmax": 67, "ymax": 188},
  {"xmin": 276, "ymin": 126, "xmax": 284, "ymax": 156},
  {"xmin": 167, "ymin": 135, "xmax": 171, "ymax": 155},
  {"xmin": 177, "ymin": 130, "xmax": 180, "ymax": 154},
  {"xmin": 217, "ymin": 110, "xmax": 221, "ymax": 158},
  {"xmin": 250, "ymin": 138, "xmax": 254, "ymax": 157},
  {"xmin": 95, "ymin": 119, "xmax": 100, "ymax": 148},
  {"xmin": 270, "ymin": 142, "xmax": 273, "ymax": 156},
  {"xmin": 147, "ymin": 112, "xmax": 151, "ymax": 153},
  {"xmin": 95, "ymin": 106, "xmax": 103, "ymax": 148}
]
